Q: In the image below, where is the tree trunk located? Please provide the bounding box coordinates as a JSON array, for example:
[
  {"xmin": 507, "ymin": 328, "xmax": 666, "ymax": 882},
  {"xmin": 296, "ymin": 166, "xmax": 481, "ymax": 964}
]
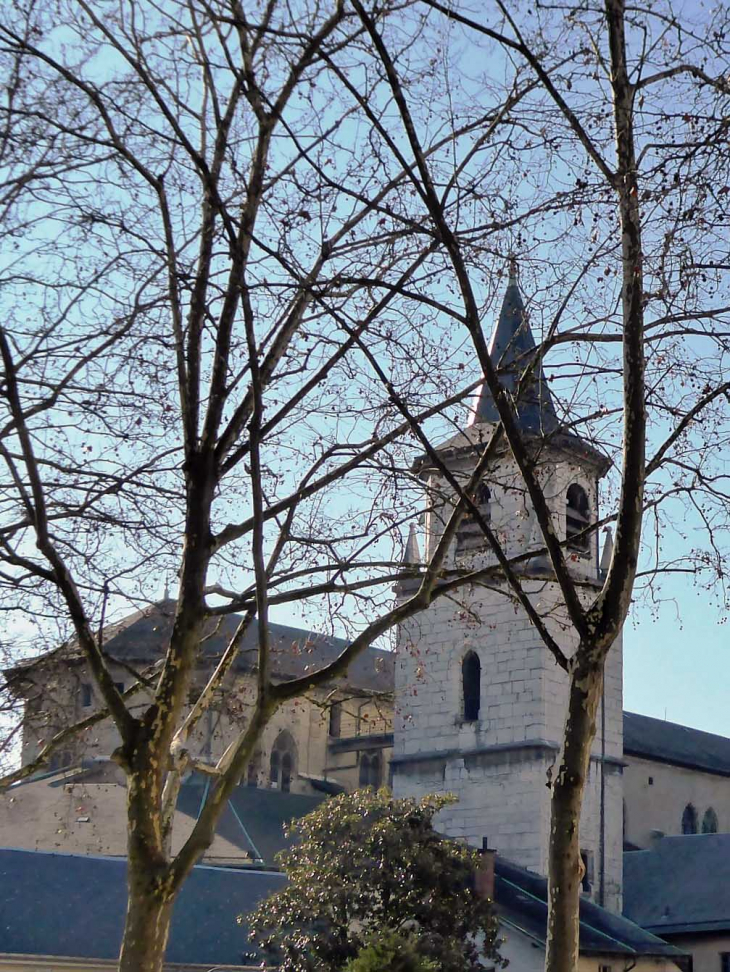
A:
[
  {"xmin": 545, "ymin": 653, "xmax": 603, "ymax": 972},
  {"xmin": 118, "ymin": 859, "xmax": 174, "ymax": 972}
]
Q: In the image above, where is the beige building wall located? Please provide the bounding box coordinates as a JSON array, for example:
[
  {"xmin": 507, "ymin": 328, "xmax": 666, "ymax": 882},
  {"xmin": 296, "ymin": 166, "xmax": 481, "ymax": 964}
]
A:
[
  {"xmin": 666, "ymin": 933, "xmax": 730, "ymax": 972},
  {"xmin": 19, "ymin": 661, "xmax": 155, "ymax": 769},
  {"xmin": 7, "ymin": 664, "xmax": 395, "ymax": 864},
  {"xmin": 19, "ymin": 660, "xmax": 393, "ymax": 800},
  {"xmin": 624, "ymin": 754, "xmax": 730, "ymax": 848},
  {"xmin": 0, "ymin": 770, "xmax": 257, "ymax": 863}
]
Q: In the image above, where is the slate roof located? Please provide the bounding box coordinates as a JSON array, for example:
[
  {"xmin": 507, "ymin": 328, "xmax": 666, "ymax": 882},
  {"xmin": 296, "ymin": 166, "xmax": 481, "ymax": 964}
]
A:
[
  {"xmin": 176, "ymin": 776, "xmax": 326, "ymax": 865},
  {"xmin": 469, "ymin": 272, "xmax": 560, "ymax": 435},
  {"xmin": 623, "ymin": 834, "xmax": 730, "ymax": 935},
  {"xmin": 495, "ymin": 856, "xmax": 685, "ymax": 959},
  {"xmin": 0, "ymin": 846, "xmax": 285, "ymax": 968},
  {"xmin": 624, "ymin": 711, "xmax": 730, "ymax": 777},
  {"xmin": 11, "ymin": 599, "xmax": 394, "ymax": 694},
  {"xmin": 0, "ymin": 844, "xmax": 685, "ymax": 969},
  {"xmin": 5, "ymin": 765, "xmax": 327, "ymax": 867}
]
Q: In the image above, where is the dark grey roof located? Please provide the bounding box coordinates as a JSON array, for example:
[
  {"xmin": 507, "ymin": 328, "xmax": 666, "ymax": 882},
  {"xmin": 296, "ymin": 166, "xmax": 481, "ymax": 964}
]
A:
[
  {"xmin": 0, "ymin": 846, "xmax": 685, "ymax": 968},
  {"xmin": 7, "ymin": 767, "xmax": 327, "ymax": 868},
  {"xmin": 0, "ymin": 846, "xmax": 285, "ymax": 967},
  {"xmin": 495, "ymin": 856, "xmax": 684, "ymax": 958},
  {"xmin": 12, "ymin": 600, "xmax": 394, "ymax": 694},
  {"xmin": 624, "ymin": 711, "xmax": 730, "ymax": 777},
  {"xmin": 470, "ymin": 276, "xmax": 559, "ymax": 435},
  {"xmin": 624, "ymin": 834, "xmax": 730, "ymax": 935},
  {"xmin": 176, "ymin": 777, "xmax": 326, "ymax": 865}
]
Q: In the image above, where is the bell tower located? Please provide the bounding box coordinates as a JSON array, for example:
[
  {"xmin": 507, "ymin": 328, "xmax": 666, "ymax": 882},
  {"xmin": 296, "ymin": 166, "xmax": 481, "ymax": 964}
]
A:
[{"xmin": 392, "ymin": 269, "xmax": 624, "ymax": 912}]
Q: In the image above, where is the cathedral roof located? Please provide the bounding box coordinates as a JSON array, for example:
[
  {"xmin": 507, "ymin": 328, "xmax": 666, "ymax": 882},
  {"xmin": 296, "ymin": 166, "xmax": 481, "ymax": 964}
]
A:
[
  {"xmin": 624, "ymin": 711, "xmax": 730, "ymax": 778},
  {"xmin": 469, "ymin": 267, "xmax": 559, "ymax": 435},
  {"xmin": 8, "ymin": 600, "xmax": 394, "ymax": 695}
]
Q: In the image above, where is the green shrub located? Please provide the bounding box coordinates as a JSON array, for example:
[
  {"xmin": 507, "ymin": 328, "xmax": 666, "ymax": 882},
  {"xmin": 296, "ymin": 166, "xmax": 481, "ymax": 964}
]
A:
[
  {"xmin": 246, "ymin": 789, "xmax": 503, "ymax": 972},
  {"xmin": 342, "ymin": 929, "xmax": 440, "ymax": 972}
]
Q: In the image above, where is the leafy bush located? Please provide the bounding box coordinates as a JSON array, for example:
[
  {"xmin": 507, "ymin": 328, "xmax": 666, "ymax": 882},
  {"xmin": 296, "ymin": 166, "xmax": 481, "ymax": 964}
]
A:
[
  {"xmin": 342, "ymin": 929, "xmax": 440, "ymax": 972},
  {"xmin": 246, "ymin": 789, "xmax": 503, "ymax": 972}
]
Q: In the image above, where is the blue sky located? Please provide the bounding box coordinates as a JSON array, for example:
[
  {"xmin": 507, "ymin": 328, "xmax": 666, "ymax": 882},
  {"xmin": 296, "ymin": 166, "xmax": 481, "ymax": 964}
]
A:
[{"xmin": 625, "ymin": 576, "xmax": 730, "ymax": 736}]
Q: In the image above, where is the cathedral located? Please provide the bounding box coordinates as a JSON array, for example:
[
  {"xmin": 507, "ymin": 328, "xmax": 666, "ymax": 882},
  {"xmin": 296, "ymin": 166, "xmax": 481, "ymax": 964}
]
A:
[{"xmin": 3, "ymin": 274, "xmax": 730, "ymax": 972}]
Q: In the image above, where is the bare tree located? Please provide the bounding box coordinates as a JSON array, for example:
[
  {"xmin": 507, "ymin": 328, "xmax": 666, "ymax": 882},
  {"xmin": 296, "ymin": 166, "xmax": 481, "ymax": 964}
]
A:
[
  {"xmin": 0, "ymin": 0, "xmax": 555, "ymax": 968},
  {"xmin": 2, "ymin": 0, "xmax": 730, "ymax": 970},
  {"xmin": 362, "ymin": 2, "xmax": 730, "ymax": 971}
]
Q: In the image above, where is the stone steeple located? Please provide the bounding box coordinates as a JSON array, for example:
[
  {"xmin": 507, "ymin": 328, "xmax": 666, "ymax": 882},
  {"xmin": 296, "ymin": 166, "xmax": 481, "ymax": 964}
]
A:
[
  {"xmin": 469, "ymin": 262, "xmax": 559, "ymax": 435},
  {"xmin": 393, "ymin": 262, "xmax": 623, "ymax": 914}
]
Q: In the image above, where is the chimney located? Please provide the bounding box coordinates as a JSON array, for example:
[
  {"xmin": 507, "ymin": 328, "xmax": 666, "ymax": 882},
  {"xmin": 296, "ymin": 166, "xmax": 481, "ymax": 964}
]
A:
[{"xmin": 475, "ymin": 840, "xmax": 495, "ymax": 901}]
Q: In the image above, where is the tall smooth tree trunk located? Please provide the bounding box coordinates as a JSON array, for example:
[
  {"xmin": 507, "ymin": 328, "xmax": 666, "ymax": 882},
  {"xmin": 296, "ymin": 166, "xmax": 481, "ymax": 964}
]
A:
[
  {"xmin": 117, "ymin": 744, "xmax": 176, "ymax": 972},
  {"xmin": 545, "ymin": 654, "xmax": 604, "ymax": 972},
  {"xmin": 118, "ymin": 859, "xmax": 174, "ymax": 972}
]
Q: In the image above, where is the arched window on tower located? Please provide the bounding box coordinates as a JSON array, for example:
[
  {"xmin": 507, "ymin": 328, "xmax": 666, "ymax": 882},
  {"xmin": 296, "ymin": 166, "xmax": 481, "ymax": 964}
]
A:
[
  {"xmin": 702, "ymin": 807, "xmax": 718, "ymax": 834},
  {"xmin": 456, "ymin": 483, "xmax": 491, "ymax": 553},
  {"xmin": 462, "ymin": 651, "xmax": 481, "ymax": 722},
  {"xmin": 682, "ymin": 803, "xmax": 698, "ymax": 834},
  {"xmin": 269, "ymin": 730, "xmax": 296, "ymax": 793},
  {"xmin": 566, "ymin": 484, "xmax": 590, "ymax": 552}
]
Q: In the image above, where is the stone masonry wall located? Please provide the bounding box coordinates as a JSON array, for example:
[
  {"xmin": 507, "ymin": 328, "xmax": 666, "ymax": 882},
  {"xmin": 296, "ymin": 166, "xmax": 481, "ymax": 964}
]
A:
[{"xmin": 394, "ymin": 430, "xmax": 623, "ymax": 911}]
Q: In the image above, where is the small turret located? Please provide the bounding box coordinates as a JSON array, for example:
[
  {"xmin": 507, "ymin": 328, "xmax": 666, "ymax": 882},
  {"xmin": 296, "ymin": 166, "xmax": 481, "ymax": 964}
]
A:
[
  {"xmin": 600, "ymin": 527, "xmax": 614, "ymax": 576},
  {"xmin": 403, "ymin": 522, "xmax": 421, "ymax": 566}
]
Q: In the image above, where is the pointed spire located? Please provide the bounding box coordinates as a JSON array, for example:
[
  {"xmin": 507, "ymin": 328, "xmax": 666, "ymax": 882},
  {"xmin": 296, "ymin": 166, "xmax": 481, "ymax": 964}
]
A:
[
  {"xmin": 163, "ymin": 574, "xmax": 170, "ymax": 601},
  {"xmin": 469, "ymin": 261, "xmax": 559, "ymax": 434},
  {"xmin": 403, "ymin": 522, "xmax": 421, "ymax": 566},
  {"xmin": 600, "ymin": 527, "xmax": 613, "ymax": 575}
]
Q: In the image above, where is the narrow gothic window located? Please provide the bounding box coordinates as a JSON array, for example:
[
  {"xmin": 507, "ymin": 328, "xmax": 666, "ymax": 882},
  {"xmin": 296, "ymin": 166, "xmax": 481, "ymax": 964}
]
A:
[
  {"xmin": 358, "ymin": 752, "xmax": 382, "ymax": 788},
  {"xmin": 462, "ymin": 651, "xmax": 481, "ymax": 722},
  {"xmin": 81, "ymin": 683, "xmax": 92, "ymax": 707},
  {"xmin": 359, "ymin": 753, "xmax": 371, "ymax": 787},
  {"xmin": 456, "ymin": 483, "xmax": 491, "ymax": 552},
  {"xmin": 566, "ymin": 484, "xmax": 590, "ymax": 551},
  {"xmin": 247, "ymin": 752, "xmax": 260, "ymax": 788},
  {"xmin": 270, "ymin": 730, "xmax": 296, "ymax": 791},
  {"xmin": 49, "ymin": 750, "xmax": 72, "ymax": 772},
  {"xmin": 702, "ymin": 807, "xmax": 718, "ymax": 834},
  {"xmin": 281, "ymin": 752, "xmax": 292, "ymax": 793},
  {"xmin": 329, "ymin": 702, "xmax": 342, "ymax": 738},
  {"xmin": 369, "ymin": 752, "xmax": 382, "ymax": 788},
  {"xmin": 269, "ymin": 749, "xmax": 280, "ymax": 788},
  {"xmin": 682, "ymin": 803, "xmax": 698, "ymax": 834}
]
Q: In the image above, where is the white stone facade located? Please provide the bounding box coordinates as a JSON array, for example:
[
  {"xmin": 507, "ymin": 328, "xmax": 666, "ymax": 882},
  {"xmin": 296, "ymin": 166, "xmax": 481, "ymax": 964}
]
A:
[{"xmin": 393, "ymin": 423, "xmax": 624, "ymax": 913}]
